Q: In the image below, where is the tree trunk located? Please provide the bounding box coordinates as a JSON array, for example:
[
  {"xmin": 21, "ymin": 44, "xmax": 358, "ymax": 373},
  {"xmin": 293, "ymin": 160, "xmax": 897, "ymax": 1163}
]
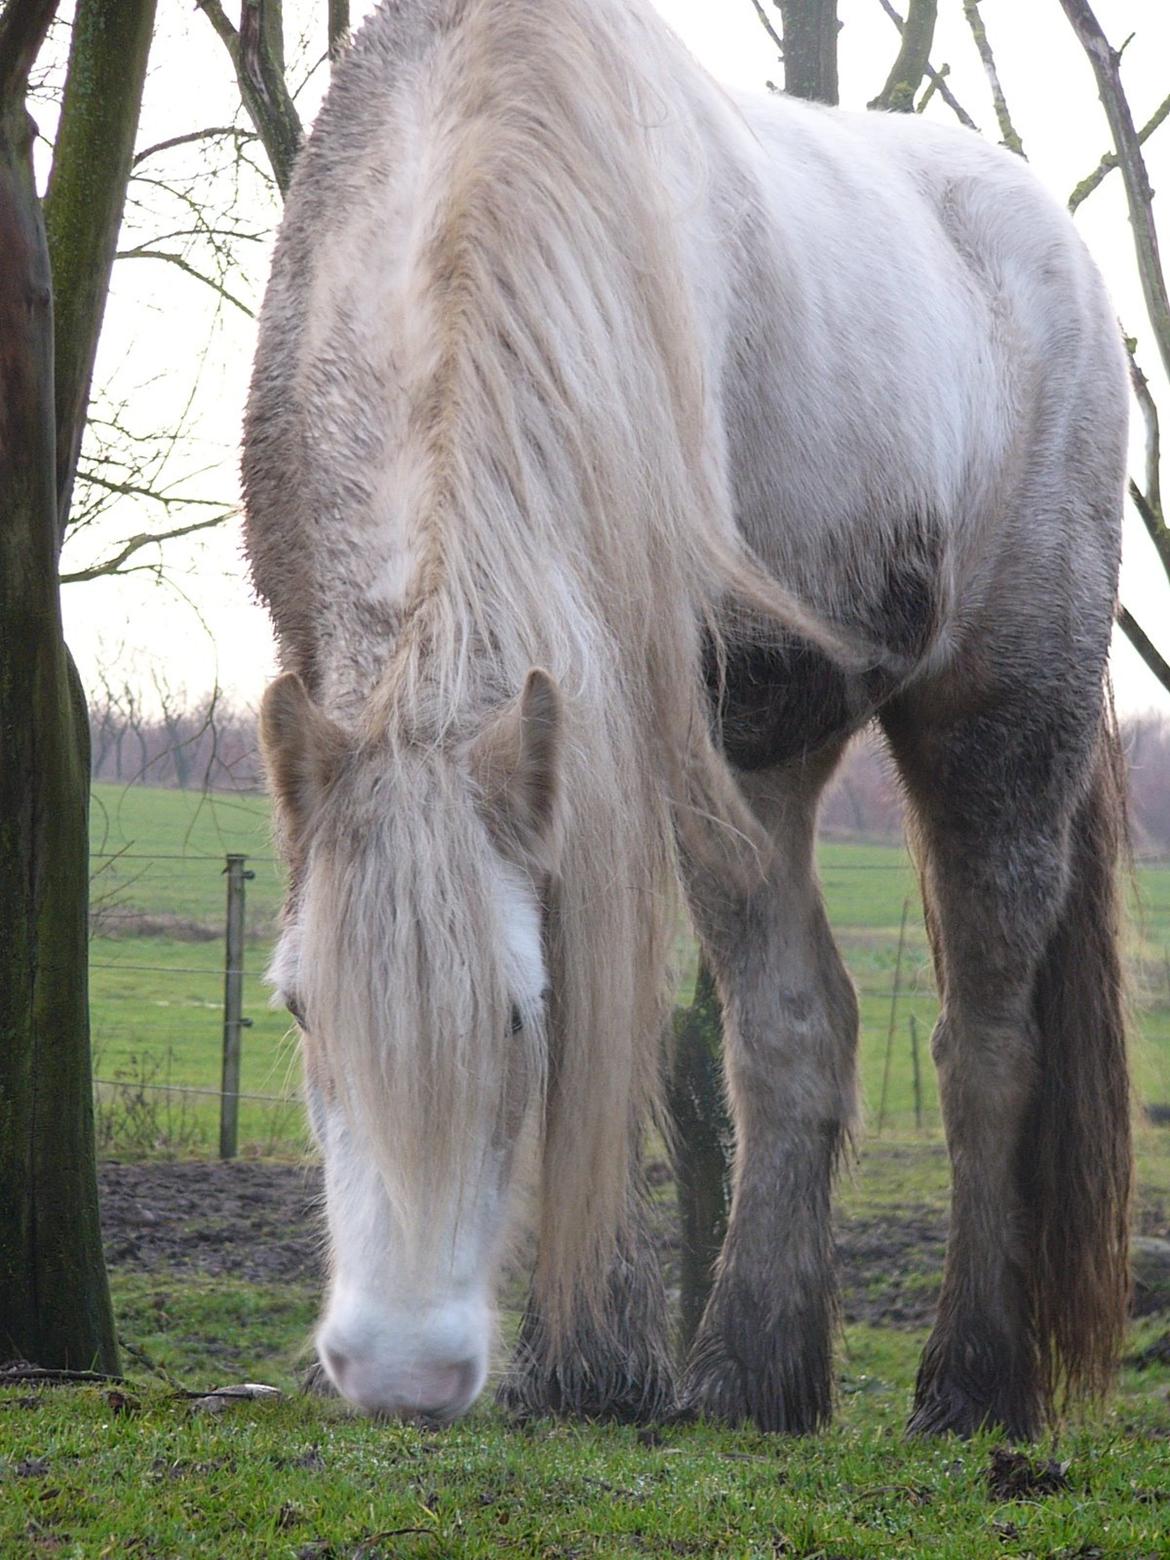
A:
[
  {"xmin": 669, "ymin": 961, "xmax": 731, "ymax": 1352},
  {"xmin": 778, "ymin": 0, "xmax": 839, "ymax": 105},
  {"xmin": 0, "ymin": 0, "xmax": 117, "ymax": 1372}
]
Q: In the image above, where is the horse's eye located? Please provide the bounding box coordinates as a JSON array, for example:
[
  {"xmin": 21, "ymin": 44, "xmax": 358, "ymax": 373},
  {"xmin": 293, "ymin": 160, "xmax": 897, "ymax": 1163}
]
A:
[
  {"xmin": 287, "ymin": 994, "xmax": 308, "ymax": 1030},
  {"xmin": 510, "ymin": 1003, "xmax": 523, "ymax": 1035}
]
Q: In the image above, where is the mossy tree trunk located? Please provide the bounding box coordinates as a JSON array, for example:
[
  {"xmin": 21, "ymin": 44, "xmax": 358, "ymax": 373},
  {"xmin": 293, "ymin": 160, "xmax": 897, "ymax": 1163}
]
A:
[
  {"xmin": 669, "ymin": 962, "xmax": 731, "ymax": 1353},
  {"xmin": 0, "ymin": 0, "xmax": 155, "ymax": 1372}
]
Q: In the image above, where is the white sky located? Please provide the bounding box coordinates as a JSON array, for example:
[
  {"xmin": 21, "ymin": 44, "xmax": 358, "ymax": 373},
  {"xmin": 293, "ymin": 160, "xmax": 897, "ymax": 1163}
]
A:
[{"xmin": 58, "ymin": 0, "xmax": 1170, "ymax": 717}]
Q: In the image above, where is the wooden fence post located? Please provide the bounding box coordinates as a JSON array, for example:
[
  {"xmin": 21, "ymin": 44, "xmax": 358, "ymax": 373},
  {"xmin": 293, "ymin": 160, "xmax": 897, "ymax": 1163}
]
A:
[{"xmin": 219, "ymin": 853, "xmax": 253, "ymax": 1160}]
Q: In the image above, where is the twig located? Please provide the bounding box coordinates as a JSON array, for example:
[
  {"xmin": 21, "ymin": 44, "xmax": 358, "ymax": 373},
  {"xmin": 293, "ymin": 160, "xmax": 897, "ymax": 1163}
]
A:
[
  {"xmin": 60, "ymin": 512, "xmax": 232, "ymax": 583},
  {"xmin": 1127, "ymin": 344, "xmax": 1163, "ymax": 529},
  {"xmin": 0, "ymin": 1362, "xmax": 122, "ymax": 1386},
  {"xmin": 1118, "ymin": 606, "xmax": 1170, "ymax": 696},
  {"xmin": 132, "ymin": 126, "xmax": 257, "ymax": 168},
  {"xmin": 1058, "ymin": 0, "xmax": 1170, "ymax": 385},
  {"xmin": 1069, "ymin": 90, "xmax": 1170, "ymax": 212},
  {"xmin": 872, "ymin": 0, "xmax": 978, "ymax": 130},
  {"xmin": 113, "ymin": 248, "xmax": 255, "ymax": 316},
  {"xmin": 1129, "ymin": 480, "xmax": 1170, "ymax": 578},
  {"xmin": 961, "ymin": 0, "xmax": 1025, "ymax": 155},
  {"xmin": 747, "ymin": 0, "xmax": 784, "ymax": 60}
]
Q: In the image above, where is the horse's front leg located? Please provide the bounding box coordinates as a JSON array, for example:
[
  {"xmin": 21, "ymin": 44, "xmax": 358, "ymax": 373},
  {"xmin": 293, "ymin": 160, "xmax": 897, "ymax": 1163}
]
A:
[
  {"xmin": 681, "ymin": 759, "xmax": 858, "ymax": 1433},
  {"xmin": 497, "ymin": 1166, "xmax": 675, "ymax": 1423}
]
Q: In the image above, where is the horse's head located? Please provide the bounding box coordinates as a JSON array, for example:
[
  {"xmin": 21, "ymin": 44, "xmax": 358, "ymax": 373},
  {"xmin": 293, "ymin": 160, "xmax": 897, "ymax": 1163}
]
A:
[{"xmin": 261, "ymin": 669, "xmax": 561, "ymax": 1420}]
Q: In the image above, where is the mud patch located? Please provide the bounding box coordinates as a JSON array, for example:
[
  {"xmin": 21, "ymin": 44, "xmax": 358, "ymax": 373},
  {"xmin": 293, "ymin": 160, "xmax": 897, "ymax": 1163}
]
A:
[{"xmin": 100, "ymin": 1160, "xmax": 950, "ymax": 1329}]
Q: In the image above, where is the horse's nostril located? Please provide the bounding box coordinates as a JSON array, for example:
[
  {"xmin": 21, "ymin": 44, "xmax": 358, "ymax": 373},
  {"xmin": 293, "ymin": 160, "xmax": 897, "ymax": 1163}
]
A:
[{"xmin": 406, "ymin": 1356, "xmax": 478, "ymax": 1419}]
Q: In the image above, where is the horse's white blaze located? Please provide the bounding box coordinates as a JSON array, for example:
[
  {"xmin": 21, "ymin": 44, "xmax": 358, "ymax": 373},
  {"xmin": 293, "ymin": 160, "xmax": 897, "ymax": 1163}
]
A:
[
  {"xmin": 492, "ymin": 858, "xmax": 548, "ymax": 1018},
  {"xmin": 314, "ymin": 1114, "xmax": 495, "ymax": 1419},
  {"xmin": 268, "ymin": 853, "xmax": 546, "ymax": 1419}
]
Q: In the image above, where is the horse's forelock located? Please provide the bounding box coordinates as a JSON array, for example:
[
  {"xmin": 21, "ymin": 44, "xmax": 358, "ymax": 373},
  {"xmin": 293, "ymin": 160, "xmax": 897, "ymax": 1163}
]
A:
[{"xmin": 298, "ymin": 744, "xmax": 546, "ymax": 1268}]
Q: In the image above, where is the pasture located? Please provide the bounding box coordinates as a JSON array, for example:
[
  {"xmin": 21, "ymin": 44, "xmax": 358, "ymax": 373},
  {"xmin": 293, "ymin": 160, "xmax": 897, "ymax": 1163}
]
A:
[
  {"xmin": 85, "ymin": 781, "xmax": 1170, "ymax": 1154},
  {"xmin": 5, "ymin": 781, "xmax": 1166, "ymax": 1555}
]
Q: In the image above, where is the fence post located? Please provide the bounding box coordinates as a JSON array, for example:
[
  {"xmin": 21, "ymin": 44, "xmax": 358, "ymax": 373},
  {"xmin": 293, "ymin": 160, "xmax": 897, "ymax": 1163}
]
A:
[
  {"xmin": 909, "ymin": 1012, "xmax": 923, "ymax": 1134},
  {"xmin": 876, "ymin": 897, "xmax": 910, "ymax": 1134},
  {"xmin": 219, "ymin": 853, "xmax": 254, "ymax": 1160}
]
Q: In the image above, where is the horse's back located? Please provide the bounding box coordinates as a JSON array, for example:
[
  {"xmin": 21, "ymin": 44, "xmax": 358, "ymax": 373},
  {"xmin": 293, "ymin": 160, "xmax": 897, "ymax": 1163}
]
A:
[{"xmin": 717, "ymin": 94, "xmax": 1126, "ymax": 588}]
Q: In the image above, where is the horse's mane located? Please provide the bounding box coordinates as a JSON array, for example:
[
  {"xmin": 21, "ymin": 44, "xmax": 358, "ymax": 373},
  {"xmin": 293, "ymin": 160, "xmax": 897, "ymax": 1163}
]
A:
[{"xmin": 252, "ymin": 0, "xmax": 787, "ymax": 1329}]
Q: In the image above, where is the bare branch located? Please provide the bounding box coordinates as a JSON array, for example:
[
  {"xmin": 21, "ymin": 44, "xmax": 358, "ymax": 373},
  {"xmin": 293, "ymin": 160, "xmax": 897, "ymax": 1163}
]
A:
[
  {"xmin": 132, "ymin": 126, "xmax": 257, "ymax": 169},
  {"xmin": 1129, "ymin": 479, "xmax": 1170, "ymax": 579},
  {"xmin": 197, "ymin": 0, "xmax": 302, "ymax": 194},
  {"xmin": 1059, "ymin": 0, "xmax": 1170, "ymax": 385},
  {"xmin": 59, "ymin": 513, "xmax": 232, "ymax": 584},
  {"xmin": 1118, "ymin": 606, "xmax": 1170, "ymax": 696},
  {"xmin": 869, "ymin": 0, "xmax": 936, "ymax": 114},
  {"xmin": 0, "ymin": 0, "xmax": 58, "ymax": 104},
  {"xmin": 872, "ymin": 0, "xmax": 978, "ymax": 130},
  {"xmin": 1127, "ymin": 343, "xmax": 1162, "ymax": 524},
  {"xmin": 114, "ymin": 248, "xmax": 256, "ymax": 317},
  {"xmin": 747, "ymin": 0, "xmax": 784, "ymax": 61},
  {"xmin": 195, "ymin": 0, "xmax": 238, "ymax": 58},
  {"xmin": 961, "ymin": 0, "xmax": 1025, "ymax": 155},
  {"xmin": 1069, "ymin": 90, "xmax": 1170, "ymax": 212}
]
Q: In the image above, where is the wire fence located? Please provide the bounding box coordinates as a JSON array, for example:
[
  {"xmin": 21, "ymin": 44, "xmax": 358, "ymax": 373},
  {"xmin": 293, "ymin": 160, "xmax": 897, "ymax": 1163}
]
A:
[{"xmin": 88, "ymin": 844, "xmax": 1170, "ymax": 1160}]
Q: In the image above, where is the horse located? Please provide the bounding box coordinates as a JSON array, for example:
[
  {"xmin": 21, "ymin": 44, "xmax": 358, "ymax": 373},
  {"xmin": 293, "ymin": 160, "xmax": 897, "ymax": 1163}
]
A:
[{"xmin": 243, "ymin": 0, "xmax": 1131, "ymax": 1437}]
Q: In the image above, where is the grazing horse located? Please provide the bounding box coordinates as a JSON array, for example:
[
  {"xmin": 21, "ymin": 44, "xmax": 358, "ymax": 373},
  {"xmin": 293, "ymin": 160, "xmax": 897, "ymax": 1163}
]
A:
[{"xmin": 244, "ymin": 0, "xmax": 1131, "ymax": 1436}]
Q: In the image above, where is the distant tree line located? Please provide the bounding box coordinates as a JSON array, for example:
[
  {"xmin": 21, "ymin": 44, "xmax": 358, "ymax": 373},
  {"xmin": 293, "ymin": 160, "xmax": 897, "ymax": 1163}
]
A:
[{"xmin": 86, "ymin": 692, "xmax": 1170, "ymax": 854}]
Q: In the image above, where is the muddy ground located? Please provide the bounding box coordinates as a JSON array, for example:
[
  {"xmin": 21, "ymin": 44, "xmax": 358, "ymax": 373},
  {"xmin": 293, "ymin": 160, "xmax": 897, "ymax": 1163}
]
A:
[{"xmin": 98, "ymin": 1157, "xmax": 1170, "ymax": 1330}]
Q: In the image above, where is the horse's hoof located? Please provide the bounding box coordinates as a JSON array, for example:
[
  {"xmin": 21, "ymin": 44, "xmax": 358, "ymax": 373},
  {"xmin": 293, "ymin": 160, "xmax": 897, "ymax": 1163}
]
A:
[
  {"xmin": 682, "ymin": 1335, "xmax": 832, "ymax": 1435},
  {"xmin": 495, "ymin": 1359, "xmax": 676, "ymax": 1425},
  {"xmin": 908, "ymin": 1382, "xmax": 1040, "ymax": 1442}
]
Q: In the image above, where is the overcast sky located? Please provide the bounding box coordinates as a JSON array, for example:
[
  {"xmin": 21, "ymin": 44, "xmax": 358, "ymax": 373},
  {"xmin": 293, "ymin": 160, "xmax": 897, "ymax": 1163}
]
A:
[{"xmin": 58, "ymin": 0, "xmax": 1170, "ymax": 717}]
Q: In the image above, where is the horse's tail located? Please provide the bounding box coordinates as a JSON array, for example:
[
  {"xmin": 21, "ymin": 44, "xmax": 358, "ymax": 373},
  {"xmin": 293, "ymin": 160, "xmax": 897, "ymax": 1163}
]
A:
[{"xmin": 1024, "ymin": 702, "xmax": 1131, "ymax": 1409}]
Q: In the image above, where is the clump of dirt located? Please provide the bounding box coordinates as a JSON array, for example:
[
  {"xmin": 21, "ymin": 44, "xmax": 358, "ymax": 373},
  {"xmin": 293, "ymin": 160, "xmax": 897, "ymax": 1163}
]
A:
[{"xmin": 985, "ymin": 1446, "xmax": 1071, "ymax": 1501}]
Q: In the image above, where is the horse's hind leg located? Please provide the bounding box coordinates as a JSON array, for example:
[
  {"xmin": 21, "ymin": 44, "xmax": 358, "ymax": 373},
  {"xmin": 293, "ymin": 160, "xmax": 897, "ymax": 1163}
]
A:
[
  {"xmin": 496, "ymin": 1161, "xmax": 675, "ymax": 1423},
  {"xmin": 882, "ymin": 679, "xmax": 1130, "ymax": 1438},
  {"xmin": 681, "ymin": 745, "xmax": 857, "ymax": 1433}
]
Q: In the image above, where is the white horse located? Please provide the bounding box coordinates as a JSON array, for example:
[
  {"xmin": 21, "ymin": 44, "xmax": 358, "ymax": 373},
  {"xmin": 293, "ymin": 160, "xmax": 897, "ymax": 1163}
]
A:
[{"xmin": 245, "ymin": 0, "xmax": 1130, "ymax": 1435}]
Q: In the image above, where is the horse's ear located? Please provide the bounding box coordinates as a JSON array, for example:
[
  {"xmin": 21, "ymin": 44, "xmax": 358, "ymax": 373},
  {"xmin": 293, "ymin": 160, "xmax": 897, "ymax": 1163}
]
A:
[
  {"xmin": 260, "ymin": 673, "xmax": 349, "ymax": 842},
  {"xmin": 471, "ymin": 668, "xmax": 562, "ymax": 865}
]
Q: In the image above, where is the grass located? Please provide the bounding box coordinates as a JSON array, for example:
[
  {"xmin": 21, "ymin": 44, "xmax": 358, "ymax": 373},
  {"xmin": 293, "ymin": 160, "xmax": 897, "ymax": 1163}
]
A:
[
  {"xmin": 1, "ymin": 784, "xmax": 1159, "ymax": 1553},
  {"xmin": 4, "ymin": 1310, "xmax": 1170, "ymax": 1558},
  {"xmin": 86, "ymin": 783, "xmax": 1170, "ymax": 1155}
]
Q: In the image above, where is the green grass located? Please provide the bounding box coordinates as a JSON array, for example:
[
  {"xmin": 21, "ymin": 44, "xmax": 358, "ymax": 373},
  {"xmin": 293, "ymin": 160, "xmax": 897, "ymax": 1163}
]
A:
[
  {"xmin": 86, "ymin": 783, "xmax": 1170, "ymax": 1155},
  {"xmin": 4, "ymin": 1310, "xmax": 1170, "ymax": 1558},
  {"xmin": 8, "ymin": 783, "xmax": 1160, "ymax": 1553}
]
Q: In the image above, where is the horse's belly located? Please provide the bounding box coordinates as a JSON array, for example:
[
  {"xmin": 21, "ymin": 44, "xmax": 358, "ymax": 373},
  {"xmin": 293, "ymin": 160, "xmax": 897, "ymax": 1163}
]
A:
[{"xmin": 705, "ymin": 550, "xmax": 939, "ymax": 771}]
